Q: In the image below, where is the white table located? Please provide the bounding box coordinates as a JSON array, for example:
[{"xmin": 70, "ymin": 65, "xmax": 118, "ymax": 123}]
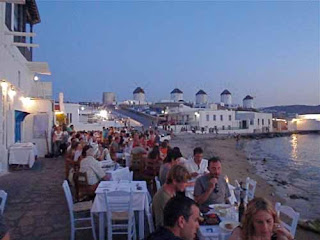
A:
[
  {"xmin": 198, "ymin": 225, "xmax": 231, "ymax": 240},
  {"xmin": 9, "ymin": 143, "xmax": 37, "ymax": 168},
  {"xmin": 91, "ymin": 181, "xmax": 149, "ymax": 240},
  {"xmin": 199, "ymin": 206, "xmax": 239, "ymax": 240}
]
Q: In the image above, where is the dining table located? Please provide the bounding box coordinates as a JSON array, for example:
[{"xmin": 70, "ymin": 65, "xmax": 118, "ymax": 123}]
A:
[
  {"xmin": 91, "ymin": 180, "xmax": 149, "ymax": 240},
  {"xmin": 198, "ymin": 204, "xmax": 239, "ymax": 240},
  {"xmin": 8, "ymin": 142, "xmax": 38, "ymax": 168}
]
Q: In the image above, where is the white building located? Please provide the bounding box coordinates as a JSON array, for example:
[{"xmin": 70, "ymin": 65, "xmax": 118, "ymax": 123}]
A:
[
  {"xmin": 288, "ymin": 114, "xmax": 320, "ymax": 131},
  {"xmin": 170, "ymin": 88, "xmax": 183, "ymax": 102},
  {"xmin": 235, "ymin": 111, "xmax": 273, "ymax": 133},
  {"xmin": 243, "ymin": 95, "xmax": 254, "ymax": 109},
  {"xmin": 220, "ymin": 89, "xmax": 232, "ymax": 106},
  {"xmin": 64, "ymin": 102, "xmax": 80, "ymax": 125},
  {"xmin": 133, "ymin": 87, "xmax": 145, "ymax": 104},
  {"xmin": 195, "ymin": 90, "xmax": 208, "ymax": 107},
  {"xmin": 167, "ymin": 107, "xmax": 273, "ymax": 134},
  {"xmin": 0, "ymin": 0, "xmax": 53, "ymax": 173}
]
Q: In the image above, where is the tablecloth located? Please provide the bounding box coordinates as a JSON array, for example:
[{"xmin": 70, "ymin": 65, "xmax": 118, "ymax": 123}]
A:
[
  {"xmin": 91, "ymin": 180, "xmax": 149, "ymax": 240},
  {"xmin": 9, "ymin": 143, "xmax": 37, "ymax": 168}
]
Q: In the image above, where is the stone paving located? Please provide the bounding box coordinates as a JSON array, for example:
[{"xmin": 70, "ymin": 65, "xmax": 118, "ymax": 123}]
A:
[{"xmin": 0, "ymin": 157, "xmax": 95, "ymax": 240}]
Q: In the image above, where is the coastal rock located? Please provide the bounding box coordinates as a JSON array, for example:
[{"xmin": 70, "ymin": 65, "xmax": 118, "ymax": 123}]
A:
[
  {"xmin": 273, "ymin": 179, "xmax": 288, "ymax": 185},
  {"xmin": 289, "ymin": 194, "xmax": 309, "ymax": 201},
  {"xmin": 299, "ymin": 219, "xmax": 320, "ymax": 233}
]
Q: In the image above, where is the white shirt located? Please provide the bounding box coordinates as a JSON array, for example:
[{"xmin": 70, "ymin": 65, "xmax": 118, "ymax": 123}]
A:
[
  {"xmin": 184, "ymin": 157, "xmax": 209, "ymax": 175},
  {"xmin": 80, "ymin": 156, "xmax": 106, "ymax": 185}
]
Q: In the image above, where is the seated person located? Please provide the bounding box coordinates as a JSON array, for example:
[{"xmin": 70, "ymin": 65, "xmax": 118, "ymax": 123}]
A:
[
  {"xmin": 229, "ymin": 197, "xmax": 294, "ymax": 240},
  {"xmin": 80, "ymin": 147, "xmax": 109, "ymax": 191},
  {"xmin": 194, "ymin": 157, "xmax": 230, "ymax": 210},
  {"xmin": 144, "ymin": 146, "xmax": 162, "ymax": 177},
  {"xmin": 109, "ymin": 136, "xmax": 123, "ymax": 161},
  {"xmin": 153, "ymin": 165, "xmax": 190, "ymax": 229},
  {"xmin": 159, "ymin": 147, "xmax": 183, "ymax": 185},
  {"xmin": 184, "ymin": 147, "xmax": 209, "ymax": 178},
  {"xmin": 147, "ymin": 196, "xmax": 200, "ymax": 240}
]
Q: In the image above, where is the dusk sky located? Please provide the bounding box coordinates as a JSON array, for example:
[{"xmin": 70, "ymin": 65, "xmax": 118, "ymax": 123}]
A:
[{"xmin": 34, "ymin": 0, "xmax": 320, "ymax": 107}]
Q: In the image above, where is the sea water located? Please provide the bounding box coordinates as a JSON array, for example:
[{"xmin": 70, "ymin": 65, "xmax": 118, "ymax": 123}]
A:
[{"xmin": 245, "ymin": 133, "xmax": 320, "ymax": 220}]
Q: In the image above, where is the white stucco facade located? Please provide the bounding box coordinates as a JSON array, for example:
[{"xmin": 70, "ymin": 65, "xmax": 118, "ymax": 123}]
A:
[
  {"xmin": 221, "ymin": 94, "xmax": 232, "ymax": 105},
  {"xmin": 171, "ymin": 93, "xmax": 183, "ymax": 102},
  {"xmin": 195, "ymin": 94, "xmax": 208, "ymax": 105},
  {"xmin": 167, "ymin": 106, "xmax": 273, "ymax": 134},
  {"xmin": 133, "ymin": 93, "xmax": 145, "ymax": 104},
  {"xmin": 243, "ymin": 99, "xmax": 254, "ymax": 109},
  {"xmin": 0, "ymin": 2, "xmax": 52, "ymax": 173},
  {"xmin": 288, "ymin": 114, "xmax": 320, "ymax": 131},
  {"xmin": 64, "ymin": 102, "xmax": 80, "ymax": 126}
]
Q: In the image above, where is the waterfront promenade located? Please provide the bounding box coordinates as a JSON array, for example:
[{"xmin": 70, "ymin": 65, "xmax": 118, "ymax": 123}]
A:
[{"xmin": 0, "ymin": 157, "xmax": 94, "ymax": 240}]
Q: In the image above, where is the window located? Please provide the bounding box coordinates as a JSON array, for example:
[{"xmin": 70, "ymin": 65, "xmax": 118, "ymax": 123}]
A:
[
  {"xmin": 228, "ymin": 125, "xmax": 231, "ymax": 130},
  {"xmin": 268, "ymin": 119, "xmax": 271, "ymax": 125},
  {"xmin": 222, "ymin": 125, "xmax": 225, "ymax": 130},
  {"xmin": 258, "ymin": 119, "xmax": 260, "ymax": 125},
  {"xmin": 213, "ymin": 115, "xmax": 216, "ymax": 121},
  {"xmin": 70, "ymin": 113, "xmax": 73, "ymax": 124},
  {"xmin": 229, "ymin": 115, "xmax": 232, "ymax": 121},
  {"xmin": 206, "ymin": 114, "xmax": 209, "ymax": 121},
  {"xmin": 5, "ymin": 3, "xmax": 12, "ymax": 30},
  {"xmin": 262, "ymin": 119, "xmax": 264, "ymax": 125},
  {"xmin": 220, "ymin": 115, "xmax": 223, "ymax": 121},
  {"xmin": 250, "ymin": 119, "xmax": 254, "ymax": 125}
]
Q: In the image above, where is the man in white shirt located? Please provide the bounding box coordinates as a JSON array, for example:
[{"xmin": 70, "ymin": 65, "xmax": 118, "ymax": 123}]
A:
[
  {"xmin": 80, "ymin": 147, "xmax": 109, "ymax": 186},
  {"xmin": 184, "ymin": 147, "xmax": 209, "ymax": 178}
]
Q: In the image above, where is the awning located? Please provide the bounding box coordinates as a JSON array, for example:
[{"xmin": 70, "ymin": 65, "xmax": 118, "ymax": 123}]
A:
[{"xmin": 26, "ymin": 62, "xmax": 51, "ymax": 75}]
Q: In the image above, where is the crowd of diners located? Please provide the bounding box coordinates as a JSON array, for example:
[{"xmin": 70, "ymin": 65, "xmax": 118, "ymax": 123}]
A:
[{"xmin": 50, "ymin": 124, "xmax": 294, "ymax": 240}]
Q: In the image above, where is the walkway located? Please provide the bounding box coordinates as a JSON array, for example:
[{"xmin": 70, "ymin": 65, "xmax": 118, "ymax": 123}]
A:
[{"xmin": 0, "ymin": 157, "xmax": 94, "ymax": 240}]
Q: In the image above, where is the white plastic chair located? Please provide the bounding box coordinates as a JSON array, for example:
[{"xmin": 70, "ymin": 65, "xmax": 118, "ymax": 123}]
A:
[
  {"xmin": 245, "ymin": 177, "xmax": 257, "ymax": 202},
  {"xmin": 275, "ymin": 202, "xmax": 300, "ymax": 237},
  {"xmin": 104, "ymin": 190, "xmax": 136, "ymax": 240},
  {"xmin": 62, "ymin": 181, "xmax": 97, "ymax": 240},
  {"xmin": 146, "ymin": 202, "xmax": 155, "ymax": 233},
  {"xmin": 0, "ymin": 190, "xmax": 8, "ymax": 215},
  {"xmin": 155, "ymin": 176, "xmax": 161, "ymax": 192}
]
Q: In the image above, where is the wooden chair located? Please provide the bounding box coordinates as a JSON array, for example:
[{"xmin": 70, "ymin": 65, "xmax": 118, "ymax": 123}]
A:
[
  {"xmin": 130, "ymin": 152, "xmax": 147, "ymax": 179},
  {"xmin": 73, "ymin": 170, "xmax": 95, "ymax": 202}
]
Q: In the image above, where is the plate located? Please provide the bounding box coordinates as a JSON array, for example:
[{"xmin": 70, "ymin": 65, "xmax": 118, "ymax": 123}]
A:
[
  {"xmin": 209, "ymin": 204, "xmax": 232, "ymax": 210},
  {"xmin": 219, "ymin": 220, "xmax": 239, "ymax": 232}
]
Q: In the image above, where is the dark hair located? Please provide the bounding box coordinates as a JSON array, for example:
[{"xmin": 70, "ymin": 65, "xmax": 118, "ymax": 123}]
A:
[
  {"xmin": 161, "ymin": 141, "xmax": 168, "ymax": 148},
  {"xmin": 208, "ymin": 156, "xmax": 221, "ymax": 167},
  {"xmin": 193, "ymin": 147, "xmax": 203, "ymax": 156},
  {"xmin": 164, "ymin": 149, "xmax": 173, "ymax": 163},
  {"xmin": 163, "ymin": 196, "xmax": 198, "ymax": 227},
  {"xmin": 148, "ymin": 146, "xmax": 160, "ymax": 159},
  {"xmin": 172, "ymin": 147, "xmax": 183, "ymax": 160},
  {"xmin": 82, "ymin": 145, "xmax": 92, "ymax": 157}
]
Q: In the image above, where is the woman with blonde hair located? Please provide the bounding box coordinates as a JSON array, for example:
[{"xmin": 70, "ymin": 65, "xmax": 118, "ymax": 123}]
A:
[{"xmin": 229, "ymin": 197, "xmax": 294, "ymax": 240}]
